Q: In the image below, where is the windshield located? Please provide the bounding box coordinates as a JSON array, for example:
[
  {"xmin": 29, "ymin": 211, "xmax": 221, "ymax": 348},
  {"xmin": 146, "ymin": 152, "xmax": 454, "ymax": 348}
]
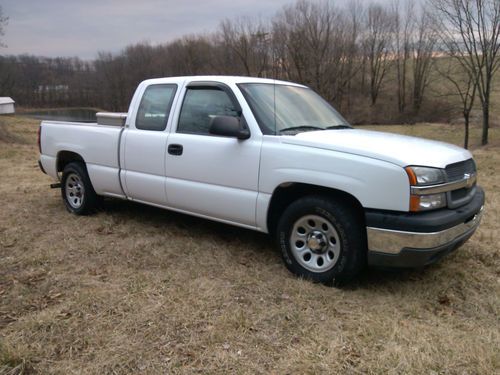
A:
[{"xmin": 238, "ymin": 83, "xmax": 350, "ymax": 135}]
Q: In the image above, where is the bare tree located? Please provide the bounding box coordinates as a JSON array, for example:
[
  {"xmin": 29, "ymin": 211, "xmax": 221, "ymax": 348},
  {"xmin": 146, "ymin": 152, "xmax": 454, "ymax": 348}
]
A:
[
  {"xmin": 273, "ymin": 0, "xmax": 361, "ymax": 108},
  {"xmin": 270, "ymin": 20, "xmax": 290, "ymax": 79},
  {"xmin": 166, "ymin": 36, "xmax": 217, "ymax": 75},
  {"xmin": 430, "ymin": 0, "xmax": 500, "ymax": 145},
  {"xmin": 342, "ymin": 0, "xmax": 365, "ymax": 112},
  {"xmin": 0, "ymin": 56, "xmax": 16, "ymax": 94},
  {"xmin": 0, "ymin": 5, "xmax": 9, "ymax": 93},
  {"xmin": 273, "ymin": 0, "xmax": 339, "ymax": 93},
  {"xmin": 94, "ymin": 52, "xmax": 128, "ymax": 111},
  {"xmin": 392, "ymin": 0, "xmax": 414, "ymax": 113},
  {"xmin": 123, "ymin": 43, "xmax": 157, "ymax": 88},
  {"xmin": 363, "ymin": 3, "xmax": 395, "ymax": 105},
  {"xmin": 438, "ymin": 60, "xmax": 479, "ymax": 148},
  {"xmin": 411, "ymin": 9, "xmax": 437, "ymax": 114},
  {"xmin": 218, "ymin": 17, "xmax": 270, "ymax": 77},
  {"xmin": 0, "ymin": 5, "xmax": 8, "ymax": 48},
  {"xmin": 273, "ymin": 5, "xmax": 309, "ymax": 83}
]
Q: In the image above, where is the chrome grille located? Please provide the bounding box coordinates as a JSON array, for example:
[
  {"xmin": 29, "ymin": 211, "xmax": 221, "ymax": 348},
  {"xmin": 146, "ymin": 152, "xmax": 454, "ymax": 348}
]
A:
[
  {"xmin": 445, "ymin": 159, "xmax": 476, "ymax": 182},
  {"xmin": 445, "ymin": 158, "xmax": 477, "ymax": 208}
]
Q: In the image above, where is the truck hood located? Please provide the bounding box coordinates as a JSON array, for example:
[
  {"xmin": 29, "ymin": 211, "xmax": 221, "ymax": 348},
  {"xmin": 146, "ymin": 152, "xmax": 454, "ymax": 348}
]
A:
[{"xmin": 282, "ymin": 129, "xmax": 471, "ymax": 168}]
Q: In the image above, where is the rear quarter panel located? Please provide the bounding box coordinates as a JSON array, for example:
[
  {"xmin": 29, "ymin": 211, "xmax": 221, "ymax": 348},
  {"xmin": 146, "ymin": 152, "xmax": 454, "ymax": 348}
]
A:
[{"xmin": 40, "ymin": 121, "xmax": 124, "ymax": 197}]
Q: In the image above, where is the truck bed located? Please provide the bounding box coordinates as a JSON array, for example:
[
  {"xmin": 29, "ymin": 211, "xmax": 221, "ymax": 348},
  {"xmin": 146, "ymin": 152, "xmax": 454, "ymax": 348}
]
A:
[{"xmin": 39, "ymin": 120, "xmax": 125, "ymax": 198}]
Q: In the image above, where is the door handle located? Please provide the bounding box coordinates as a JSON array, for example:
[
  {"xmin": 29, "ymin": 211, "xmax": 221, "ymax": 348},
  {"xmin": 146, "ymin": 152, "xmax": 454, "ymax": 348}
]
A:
[{"xmin": 168, "ymin": 144, "xmax": 183, "ymax": 156}]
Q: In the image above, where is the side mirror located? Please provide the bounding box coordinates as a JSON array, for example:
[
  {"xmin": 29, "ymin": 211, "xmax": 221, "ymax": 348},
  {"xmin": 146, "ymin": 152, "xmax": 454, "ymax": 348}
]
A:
[{"xmin": 209, "ymin": 116, "xmax": 250, "ymax": 140}]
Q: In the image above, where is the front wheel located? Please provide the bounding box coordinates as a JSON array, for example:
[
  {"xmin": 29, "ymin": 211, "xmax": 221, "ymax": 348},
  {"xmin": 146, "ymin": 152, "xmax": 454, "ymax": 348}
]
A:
[
  {"xmin": 61, "ymin": 162, "xmax": 99, "ymax": 215},
  {"xmin": 276, "ymin": 195, "xmax": 366, "ymax": 284}
]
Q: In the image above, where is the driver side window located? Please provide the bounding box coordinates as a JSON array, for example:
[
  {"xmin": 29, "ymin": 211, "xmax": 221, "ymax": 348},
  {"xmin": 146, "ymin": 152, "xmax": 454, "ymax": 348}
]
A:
[{"xmin": 177, "ymin": 87, "xmax": 240, "ymax": 135}]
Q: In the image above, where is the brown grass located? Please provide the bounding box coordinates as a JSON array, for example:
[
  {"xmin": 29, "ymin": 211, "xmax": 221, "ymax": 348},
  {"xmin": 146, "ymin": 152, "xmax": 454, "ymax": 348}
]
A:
[{"xmin": 0, "ymin": 116, "xmax": 499, "ymax": 374}]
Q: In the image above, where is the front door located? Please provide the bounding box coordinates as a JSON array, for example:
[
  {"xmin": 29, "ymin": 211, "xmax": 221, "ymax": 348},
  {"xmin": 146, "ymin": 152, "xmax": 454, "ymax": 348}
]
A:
[{"xmin": 165, "ymin": 82, "xmax": 261, "ymax": 227}]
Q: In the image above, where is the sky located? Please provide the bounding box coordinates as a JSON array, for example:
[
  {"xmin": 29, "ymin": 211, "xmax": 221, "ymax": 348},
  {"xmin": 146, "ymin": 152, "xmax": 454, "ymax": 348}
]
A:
[{"xmin": 0, "ymin": 0, "xmax": 312, "ymax": 59}]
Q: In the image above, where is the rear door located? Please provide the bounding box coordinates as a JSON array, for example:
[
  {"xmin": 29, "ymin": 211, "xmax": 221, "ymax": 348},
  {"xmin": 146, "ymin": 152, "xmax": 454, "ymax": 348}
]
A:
[
  {"xmin": 165, "ymin": 82, "xmax": 261, "ymax": 227},
  {"xmin": 122, "ymin": 83, "xmax": 177, "ymax": 205}
]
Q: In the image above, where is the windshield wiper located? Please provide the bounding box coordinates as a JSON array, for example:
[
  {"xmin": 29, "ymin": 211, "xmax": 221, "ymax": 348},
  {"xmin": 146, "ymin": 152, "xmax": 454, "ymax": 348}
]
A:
[
  {"xmin": 325, "ymin": 124, "xmax": 352, "ymax": 130},
  {"xmin": 279, "ymin": 125, "xmax": 324, "ymax": 134}
]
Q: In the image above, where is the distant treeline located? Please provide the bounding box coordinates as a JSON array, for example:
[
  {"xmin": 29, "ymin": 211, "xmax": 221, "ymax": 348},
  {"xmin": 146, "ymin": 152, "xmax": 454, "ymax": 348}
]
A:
[{"xmin": 0, "ymin": 0, "xmax": 495, "ymax": 126}]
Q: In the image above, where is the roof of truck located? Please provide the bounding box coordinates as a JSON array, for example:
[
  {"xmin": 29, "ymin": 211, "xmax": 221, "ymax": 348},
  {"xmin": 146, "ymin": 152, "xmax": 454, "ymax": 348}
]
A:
[{"xmin": 140, "ymin": 75, "xmax": 306, "ymax": 87}]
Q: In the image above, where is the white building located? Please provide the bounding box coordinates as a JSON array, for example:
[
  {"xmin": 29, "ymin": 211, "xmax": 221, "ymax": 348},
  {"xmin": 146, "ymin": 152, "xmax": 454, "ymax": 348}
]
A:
[{"xmin": 0, "ymin": 97, "xmax": 15, "ymax": 114}]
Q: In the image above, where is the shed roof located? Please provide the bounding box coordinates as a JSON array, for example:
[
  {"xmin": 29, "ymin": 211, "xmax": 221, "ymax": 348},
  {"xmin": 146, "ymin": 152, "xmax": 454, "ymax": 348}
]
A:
[{"xmin": 0, "ymin": 97, "xmax": 15, "ymax": 105}]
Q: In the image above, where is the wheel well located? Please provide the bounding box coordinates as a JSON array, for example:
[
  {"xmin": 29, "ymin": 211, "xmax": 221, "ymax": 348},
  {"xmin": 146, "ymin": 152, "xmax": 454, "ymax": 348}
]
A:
[
  {"xmin": 267, "ymin": 183, "xmax": 365, "ymax": 235},
  {"xmin": 57, "ymin": 151, "xmax": 85, "ymax": 172}
]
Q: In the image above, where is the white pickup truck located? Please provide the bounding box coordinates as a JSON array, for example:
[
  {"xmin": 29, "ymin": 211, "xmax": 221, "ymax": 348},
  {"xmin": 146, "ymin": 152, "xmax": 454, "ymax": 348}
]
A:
[{"xmin": 38, "ymin": 76, "xmax": 484, "ymax": 283}]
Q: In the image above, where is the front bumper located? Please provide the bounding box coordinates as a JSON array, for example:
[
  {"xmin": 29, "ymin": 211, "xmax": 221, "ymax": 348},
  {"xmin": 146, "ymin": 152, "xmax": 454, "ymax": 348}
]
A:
[{"xmin": 365, "ymin": 187, "xmax": 484, "ymax": 268}]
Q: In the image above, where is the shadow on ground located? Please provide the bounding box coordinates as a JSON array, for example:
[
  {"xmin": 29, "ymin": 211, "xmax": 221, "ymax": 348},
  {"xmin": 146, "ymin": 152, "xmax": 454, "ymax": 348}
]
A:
[{"xmin": 100, "ymin": 197, "xmax": 436, "ymax": 290}]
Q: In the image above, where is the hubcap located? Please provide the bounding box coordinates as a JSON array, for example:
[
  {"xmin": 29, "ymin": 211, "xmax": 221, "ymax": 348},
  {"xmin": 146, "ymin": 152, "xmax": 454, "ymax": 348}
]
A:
[
  {"xmin": 289, "ymin": 214, "xmax": 341, "ymax": 273},
  {"xmin": 65, "ymin": 173, "xmax": 85, "ymax": 209},
  {"xmin": 307, "ymin": 231, "xmax": 328, "ymax": 253}
]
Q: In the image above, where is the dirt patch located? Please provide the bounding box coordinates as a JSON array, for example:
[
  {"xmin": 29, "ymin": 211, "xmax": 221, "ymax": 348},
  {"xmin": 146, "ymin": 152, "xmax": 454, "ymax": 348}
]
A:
[{"xmin": 0, "ymin": 117, "xmax": 499, "ymax": 374}]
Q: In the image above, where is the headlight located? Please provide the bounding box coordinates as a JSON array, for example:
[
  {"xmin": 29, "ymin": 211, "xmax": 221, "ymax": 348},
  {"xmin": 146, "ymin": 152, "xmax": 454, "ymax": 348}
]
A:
[
  {"xmin": 406, "ymin": 166, "xmax": 446, "ymax": 185},
  {"xmin": 405, "ymin": 166, "xmax": 447, "ymax": 212}
]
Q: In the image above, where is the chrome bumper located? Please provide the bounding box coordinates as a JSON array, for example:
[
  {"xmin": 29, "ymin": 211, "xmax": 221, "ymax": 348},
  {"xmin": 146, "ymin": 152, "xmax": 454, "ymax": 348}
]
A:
[{"xmin": 367, "ymin": 206, "xmax": 483, "ymax": 255}]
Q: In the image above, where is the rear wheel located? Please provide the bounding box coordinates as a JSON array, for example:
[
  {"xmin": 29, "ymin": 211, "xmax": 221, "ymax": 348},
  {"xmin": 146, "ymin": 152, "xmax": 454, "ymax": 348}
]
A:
[
  {"xmin": 276, "ymin": 195, "xmax": 366, "ymax": 284},
  {"xmin": 61, "ymin": 162, "xmax": 99, "ymax": 215}
]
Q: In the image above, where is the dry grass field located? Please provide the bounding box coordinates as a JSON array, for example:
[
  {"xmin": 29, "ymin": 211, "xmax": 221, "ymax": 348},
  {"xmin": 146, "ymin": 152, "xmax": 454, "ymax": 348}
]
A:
[{"xmin": 0, "ymin": 116, "xmax": 499, "ymax": 374}]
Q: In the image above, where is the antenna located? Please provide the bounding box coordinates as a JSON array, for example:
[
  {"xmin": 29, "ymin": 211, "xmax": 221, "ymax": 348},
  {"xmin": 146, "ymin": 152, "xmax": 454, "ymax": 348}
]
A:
[{"xmin": 273, "ymin": 77, "xmax": 277, "ymax": 134}]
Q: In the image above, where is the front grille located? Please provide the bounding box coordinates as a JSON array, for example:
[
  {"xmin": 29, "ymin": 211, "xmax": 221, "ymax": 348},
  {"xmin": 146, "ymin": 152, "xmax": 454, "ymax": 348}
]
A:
[
  {"xmin": 445, "ymin": 158, "xmax": 477, "ymax": 208},
  {"xmin": 445, "ymin": 159, "xmax": 476, "ymax": 182}
]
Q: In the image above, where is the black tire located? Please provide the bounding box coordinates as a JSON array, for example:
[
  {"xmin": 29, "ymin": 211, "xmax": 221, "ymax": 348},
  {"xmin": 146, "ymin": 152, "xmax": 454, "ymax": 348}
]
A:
[
  {"xmin": 276, "ymin": 195, "xmax": 366, "ymax": 285},
  {"xmin": 61, "ymin": 162, "xmax": 99, "ymax": 215}
]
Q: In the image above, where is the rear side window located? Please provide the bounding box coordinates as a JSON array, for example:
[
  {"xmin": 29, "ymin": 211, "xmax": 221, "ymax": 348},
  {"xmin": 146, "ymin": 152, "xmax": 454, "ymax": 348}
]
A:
[
  {"xmin": 136, "ymin": 84, "xmax": 177, "ymax": 131},
  {"xmin": 177, "ymin": 87, "xmax": 240, "ymax": 135}
]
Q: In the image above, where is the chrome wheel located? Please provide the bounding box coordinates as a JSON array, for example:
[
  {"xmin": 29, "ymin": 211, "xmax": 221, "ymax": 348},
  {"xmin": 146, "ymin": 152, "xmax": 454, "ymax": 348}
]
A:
[
  {"xmin": 65, "ymin": 172, "xmax": 85, "ymax": 209},
  {"xmin": 289, "ymin": 214, "xmax": 341, "ymax": 273}
]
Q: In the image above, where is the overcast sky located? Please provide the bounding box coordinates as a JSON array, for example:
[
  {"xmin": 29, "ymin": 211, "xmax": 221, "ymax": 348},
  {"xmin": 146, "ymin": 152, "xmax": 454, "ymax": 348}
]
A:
[{"xmin": 0, "ymin": 0, "xmax": 326, "ymax": 59}]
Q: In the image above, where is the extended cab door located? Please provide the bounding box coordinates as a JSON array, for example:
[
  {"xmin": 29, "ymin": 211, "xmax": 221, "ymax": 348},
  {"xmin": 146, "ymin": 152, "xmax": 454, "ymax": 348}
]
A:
[
  {"xmin": 122, "ymin": 83, "xmax": 177, "ymax": 205},
  {"xmin": 165, "ymin": 82, "xmax": 261, "ymax": 227}
]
